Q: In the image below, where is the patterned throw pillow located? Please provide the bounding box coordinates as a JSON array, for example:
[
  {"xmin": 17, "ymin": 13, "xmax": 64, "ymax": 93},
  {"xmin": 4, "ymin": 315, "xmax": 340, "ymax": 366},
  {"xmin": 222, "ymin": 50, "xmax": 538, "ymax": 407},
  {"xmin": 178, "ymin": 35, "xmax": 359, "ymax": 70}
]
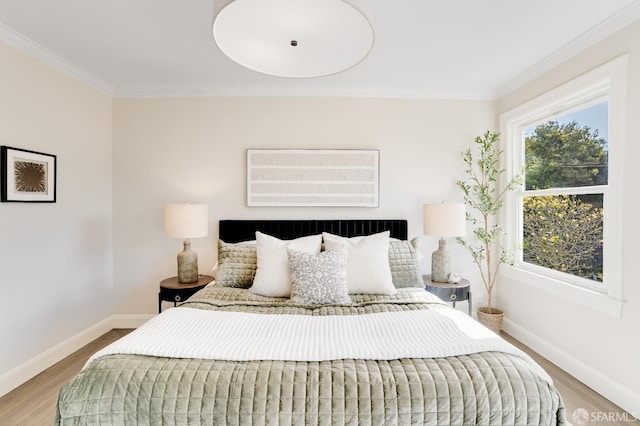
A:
[
  {"xmin": 389, "ymin": 238, "xmax": 423, "ymax": 288},
  {"xmin": 288, "ymin": 246, "xmax": 352, "ymax": 306},
  {"xmin": 214, "ymin": 240, "xmax": 257, "ymax": 288}
]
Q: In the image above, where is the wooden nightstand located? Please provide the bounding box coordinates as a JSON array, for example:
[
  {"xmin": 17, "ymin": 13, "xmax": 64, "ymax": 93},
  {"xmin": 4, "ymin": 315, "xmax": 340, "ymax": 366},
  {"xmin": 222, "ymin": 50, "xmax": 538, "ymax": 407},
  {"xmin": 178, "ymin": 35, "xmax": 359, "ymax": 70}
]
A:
[
  {"xmin": 423, "ymin": 275, "xmax": 472, "ymax": 315},
  {"xmin": 159, "ymin": 275, "xmax": 214, "ymax": 313}
]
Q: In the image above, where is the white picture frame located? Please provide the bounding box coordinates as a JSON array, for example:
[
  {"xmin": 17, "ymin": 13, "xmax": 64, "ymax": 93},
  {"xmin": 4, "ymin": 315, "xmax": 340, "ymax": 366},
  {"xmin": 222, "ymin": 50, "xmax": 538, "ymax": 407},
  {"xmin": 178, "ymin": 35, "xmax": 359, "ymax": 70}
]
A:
[{"xmin": 247, "ymin": 149, "xmax": 379, "ymax": 207}]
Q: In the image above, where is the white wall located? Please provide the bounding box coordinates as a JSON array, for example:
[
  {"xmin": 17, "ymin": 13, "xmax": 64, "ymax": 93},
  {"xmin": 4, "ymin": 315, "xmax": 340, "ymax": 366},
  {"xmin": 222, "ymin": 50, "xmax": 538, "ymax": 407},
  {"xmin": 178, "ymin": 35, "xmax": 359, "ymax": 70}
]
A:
[
  {"xmin": 0, "ymin": 42, "xmax": 113, "ymax": 379},
  {"xmin": 497, "ymin": 19, "xmax": 640, "ymax": 415},
  {"xmin": 112, "ymin": 97, "xmax": 497, "ymax": 314}
]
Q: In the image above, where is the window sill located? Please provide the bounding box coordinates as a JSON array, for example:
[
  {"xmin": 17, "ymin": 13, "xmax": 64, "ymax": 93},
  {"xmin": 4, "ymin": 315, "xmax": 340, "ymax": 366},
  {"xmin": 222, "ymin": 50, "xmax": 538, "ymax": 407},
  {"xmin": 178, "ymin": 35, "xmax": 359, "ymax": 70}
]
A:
[{"xmin": 500, "ymin": 265, "xmax": 625, "ymax": 318}]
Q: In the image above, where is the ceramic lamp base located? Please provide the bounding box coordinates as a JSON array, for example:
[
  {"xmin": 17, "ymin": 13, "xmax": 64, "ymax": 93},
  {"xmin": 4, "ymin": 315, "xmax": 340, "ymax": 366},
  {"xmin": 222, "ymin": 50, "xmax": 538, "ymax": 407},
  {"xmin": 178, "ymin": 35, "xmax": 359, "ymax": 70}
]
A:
[
  {"xmin": 431, "ymin": 238, "xmax": 451, "ymax": 283},
  {"xmin": 177, "ymin": 240, "xmax": 198, "ymax": 283}
]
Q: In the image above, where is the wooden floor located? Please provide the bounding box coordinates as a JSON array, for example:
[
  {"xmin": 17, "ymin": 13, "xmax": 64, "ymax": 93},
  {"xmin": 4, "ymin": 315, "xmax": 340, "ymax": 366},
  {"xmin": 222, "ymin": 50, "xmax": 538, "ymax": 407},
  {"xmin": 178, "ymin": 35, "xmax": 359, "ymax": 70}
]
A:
[{"xmin": 0, "ymin": 330, "xmax": 633, "ymax": 425}]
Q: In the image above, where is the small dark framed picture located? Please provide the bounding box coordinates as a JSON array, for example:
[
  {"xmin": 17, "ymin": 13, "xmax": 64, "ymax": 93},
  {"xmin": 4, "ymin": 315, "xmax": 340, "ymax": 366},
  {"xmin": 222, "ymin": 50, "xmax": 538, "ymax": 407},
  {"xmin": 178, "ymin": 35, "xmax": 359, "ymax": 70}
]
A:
[{"xmin": 1, "ymin": 146, "xmax": 57, "ymax": 203}]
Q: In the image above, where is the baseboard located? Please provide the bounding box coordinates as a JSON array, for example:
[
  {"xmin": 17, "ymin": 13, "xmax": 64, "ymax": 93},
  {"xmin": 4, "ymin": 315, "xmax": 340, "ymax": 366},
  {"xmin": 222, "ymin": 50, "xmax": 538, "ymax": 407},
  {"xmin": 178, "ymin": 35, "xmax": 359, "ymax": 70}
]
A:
[
  {"xmin": 112, "ymin": 314, "xmax": 154, "ymax": 329},
  {"xmin": 0, "ymin": 316, "xmax": 113, "ymax": 397},
  {"xmin": 503, "ymin": 317, "xmax": 640, "ymax": 418},
  {"xmin": 0, "ymin": 314, "xmax": 154, "ymax": 398}
]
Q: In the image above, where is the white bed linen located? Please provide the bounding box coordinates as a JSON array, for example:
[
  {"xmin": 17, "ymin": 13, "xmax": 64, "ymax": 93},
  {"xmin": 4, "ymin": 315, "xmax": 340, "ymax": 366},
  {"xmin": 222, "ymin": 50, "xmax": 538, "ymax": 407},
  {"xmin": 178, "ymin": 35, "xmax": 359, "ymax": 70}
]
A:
[{"xmin": 87, "ymin": 305, "xmax": 551, "ymax": 383}]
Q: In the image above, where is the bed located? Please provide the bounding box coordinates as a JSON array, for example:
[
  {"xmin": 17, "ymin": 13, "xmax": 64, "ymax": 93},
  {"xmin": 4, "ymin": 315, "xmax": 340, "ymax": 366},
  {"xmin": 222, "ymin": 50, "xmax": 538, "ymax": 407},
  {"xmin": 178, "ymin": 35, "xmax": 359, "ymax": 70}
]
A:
[{"xmin": 55, "ymin": 219, "xmax": 565, "ymax": 425}]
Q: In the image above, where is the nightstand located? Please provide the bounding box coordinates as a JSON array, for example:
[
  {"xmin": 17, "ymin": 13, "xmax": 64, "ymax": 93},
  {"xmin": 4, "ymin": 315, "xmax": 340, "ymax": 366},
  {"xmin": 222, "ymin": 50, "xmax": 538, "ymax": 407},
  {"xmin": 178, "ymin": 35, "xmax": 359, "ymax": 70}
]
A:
[
  {"xmin": 159, "ymin": 275, "xmax": 214, "ymax": 313},
  {"xmin": 423, "ymin": 275, "xmax": 472, "ymax": 315}
]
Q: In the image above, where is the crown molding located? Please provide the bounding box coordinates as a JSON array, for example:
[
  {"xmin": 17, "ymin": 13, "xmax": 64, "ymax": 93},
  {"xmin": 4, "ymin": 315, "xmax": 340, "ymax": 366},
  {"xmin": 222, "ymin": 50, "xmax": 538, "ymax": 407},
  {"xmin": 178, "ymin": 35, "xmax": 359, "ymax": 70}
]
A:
[
  {"xmin": 113, "ymin": 84, "xmax": 496, "ymax": 100},
  {"xmin": 496, "ymin": 1, "xmax": 640, "ymax": 98},
  {"xmin": 0, "ymin": 23, "xmax": 114, "ymax": 97}
]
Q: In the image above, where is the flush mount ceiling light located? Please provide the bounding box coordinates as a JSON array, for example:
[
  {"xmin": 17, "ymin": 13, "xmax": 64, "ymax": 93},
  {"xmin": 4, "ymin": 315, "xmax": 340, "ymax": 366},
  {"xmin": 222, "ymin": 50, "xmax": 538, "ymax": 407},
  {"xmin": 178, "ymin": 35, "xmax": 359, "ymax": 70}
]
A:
[{"xmin": 212, "ymin": 0, "xmax": 374, "ymax": 78}]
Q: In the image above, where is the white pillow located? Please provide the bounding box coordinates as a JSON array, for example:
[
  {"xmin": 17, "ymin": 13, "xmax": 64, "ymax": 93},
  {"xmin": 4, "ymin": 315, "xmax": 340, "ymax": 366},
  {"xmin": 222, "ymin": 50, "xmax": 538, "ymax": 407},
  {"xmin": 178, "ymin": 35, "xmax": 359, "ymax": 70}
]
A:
[
  {"xmin": 250, "ymin": 232, "xmax": 322, "ymax": 297},
  {"xmin": 322, "ymin": 231, "xmax": 396, "ymax": 295}
]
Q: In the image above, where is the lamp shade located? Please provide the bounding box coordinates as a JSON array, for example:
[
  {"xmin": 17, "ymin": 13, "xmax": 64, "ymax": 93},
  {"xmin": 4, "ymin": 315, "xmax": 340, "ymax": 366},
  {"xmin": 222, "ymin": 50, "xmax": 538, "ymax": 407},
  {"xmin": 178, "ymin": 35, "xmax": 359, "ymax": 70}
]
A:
[
  {"xmin": 423, "ymin": 203, "xmax": 466, "ymax": 237},
  {"xmin": 164, "ymin": 203, "xmax": 209, "ymax": 239},
  {"xmin": 212, "ymin": 0, "xmax": 374, "ymax": 78}
]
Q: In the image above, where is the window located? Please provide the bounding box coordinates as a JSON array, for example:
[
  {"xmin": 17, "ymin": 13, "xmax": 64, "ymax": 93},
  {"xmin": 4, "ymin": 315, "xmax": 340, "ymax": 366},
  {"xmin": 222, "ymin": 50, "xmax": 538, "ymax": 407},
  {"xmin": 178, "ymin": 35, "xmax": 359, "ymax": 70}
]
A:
[
  {"xmin": 522, "ymin": 100, "xmax": 607, "ymax": 287},
  {"xmin": 500, "ymin": 56, "xmax": 627, "ymax": 317}
]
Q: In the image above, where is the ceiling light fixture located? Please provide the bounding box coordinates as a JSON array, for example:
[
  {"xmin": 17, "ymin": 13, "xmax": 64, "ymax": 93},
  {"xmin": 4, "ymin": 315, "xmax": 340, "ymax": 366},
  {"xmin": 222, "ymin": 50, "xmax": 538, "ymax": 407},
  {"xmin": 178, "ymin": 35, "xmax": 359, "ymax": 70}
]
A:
[{"xmin": 212, "ymin": 0, "xmax": 374, "ymax": 78}]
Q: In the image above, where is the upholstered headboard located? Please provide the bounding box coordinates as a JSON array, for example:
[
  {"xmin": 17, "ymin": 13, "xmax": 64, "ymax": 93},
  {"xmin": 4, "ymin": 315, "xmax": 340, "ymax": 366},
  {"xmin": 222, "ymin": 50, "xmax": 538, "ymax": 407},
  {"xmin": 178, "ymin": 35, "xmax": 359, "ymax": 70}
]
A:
[{"xmin": 218, "ymin": 219, "xmax": 408, "ymax": 243}]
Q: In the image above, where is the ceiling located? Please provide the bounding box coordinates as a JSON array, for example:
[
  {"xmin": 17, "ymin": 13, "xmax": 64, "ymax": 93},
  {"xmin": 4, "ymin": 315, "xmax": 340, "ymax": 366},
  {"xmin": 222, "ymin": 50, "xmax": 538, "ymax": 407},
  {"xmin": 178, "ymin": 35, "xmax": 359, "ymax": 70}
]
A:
[{"xmin": 1, "ymin": 0, "xmax": 639, "ymax": 98}]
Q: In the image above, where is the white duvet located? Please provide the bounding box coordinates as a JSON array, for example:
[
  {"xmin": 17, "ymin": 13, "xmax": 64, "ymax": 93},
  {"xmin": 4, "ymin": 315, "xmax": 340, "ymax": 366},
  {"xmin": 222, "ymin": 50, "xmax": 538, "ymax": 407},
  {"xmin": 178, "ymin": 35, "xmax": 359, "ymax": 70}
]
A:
[{"xmin": 88, "ymin": 303, "xmax": 551, "ymax": 383}]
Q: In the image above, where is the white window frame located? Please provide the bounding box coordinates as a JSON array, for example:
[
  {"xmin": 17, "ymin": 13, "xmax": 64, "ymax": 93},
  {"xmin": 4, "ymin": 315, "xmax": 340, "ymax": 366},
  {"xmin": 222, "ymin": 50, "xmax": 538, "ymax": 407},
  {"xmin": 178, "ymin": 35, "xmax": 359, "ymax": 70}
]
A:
[{"xmin": 500, "ymin": 56, "xmax": 627, "ymax": 318}]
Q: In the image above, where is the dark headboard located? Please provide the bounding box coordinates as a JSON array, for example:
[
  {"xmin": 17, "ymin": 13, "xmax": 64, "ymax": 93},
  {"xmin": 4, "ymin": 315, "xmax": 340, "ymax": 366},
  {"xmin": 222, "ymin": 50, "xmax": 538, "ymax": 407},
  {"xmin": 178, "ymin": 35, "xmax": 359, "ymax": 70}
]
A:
[{"xmin": 219, "ymin": 220, "xmax": 408, "ymax": 243}]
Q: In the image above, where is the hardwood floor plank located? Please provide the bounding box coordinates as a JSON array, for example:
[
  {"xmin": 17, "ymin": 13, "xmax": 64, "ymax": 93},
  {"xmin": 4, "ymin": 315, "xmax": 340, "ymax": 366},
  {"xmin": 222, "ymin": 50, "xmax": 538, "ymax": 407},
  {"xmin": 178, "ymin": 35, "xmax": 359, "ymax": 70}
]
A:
[{"xmin": 0, "ymin": 329, "xmax": 635, "ymax": 425}]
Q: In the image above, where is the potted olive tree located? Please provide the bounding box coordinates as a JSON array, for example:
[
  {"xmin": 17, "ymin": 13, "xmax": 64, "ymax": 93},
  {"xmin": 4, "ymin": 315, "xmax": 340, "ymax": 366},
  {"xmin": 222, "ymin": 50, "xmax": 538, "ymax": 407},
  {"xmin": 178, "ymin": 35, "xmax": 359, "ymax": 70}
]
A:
[{"xmin": 456, "ymin": 131, "xmax": 521, "ymax": 333}]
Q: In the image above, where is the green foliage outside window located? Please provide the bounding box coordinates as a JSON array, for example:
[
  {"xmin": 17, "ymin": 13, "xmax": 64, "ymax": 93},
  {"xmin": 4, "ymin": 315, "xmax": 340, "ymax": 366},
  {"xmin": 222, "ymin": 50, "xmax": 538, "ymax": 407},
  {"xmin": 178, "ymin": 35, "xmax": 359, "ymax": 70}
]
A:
[
  {"xmin": 525, "ymin": 120, "xmax": 607, "ymax": 190},
  {"xmin": 523, "ymin": 195, "xmax": 603, "ymax": 281}
]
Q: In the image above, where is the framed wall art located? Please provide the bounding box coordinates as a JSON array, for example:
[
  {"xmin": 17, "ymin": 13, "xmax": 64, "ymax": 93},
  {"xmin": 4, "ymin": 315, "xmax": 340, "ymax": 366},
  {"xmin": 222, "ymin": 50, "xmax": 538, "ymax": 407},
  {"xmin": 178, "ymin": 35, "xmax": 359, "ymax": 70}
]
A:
[
  {"xmin": 1, "ymin": 146, "xmax": 57, "ymax": 203},
  {"xmin": 247, "ymin": 149, "xmax": 379, "ymax": 207}
]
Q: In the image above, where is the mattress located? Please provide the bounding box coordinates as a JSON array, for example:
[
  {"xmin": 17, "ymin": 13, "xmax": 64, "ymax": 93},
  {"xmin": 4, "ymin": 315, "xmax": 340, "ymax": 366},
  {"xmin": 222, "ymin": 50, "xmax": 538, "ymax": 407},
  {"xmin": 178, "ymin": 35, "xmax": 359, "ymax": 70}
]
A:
[{"xmin": 55, "ymin": 286, "xmax": 565, "ymax": 425}]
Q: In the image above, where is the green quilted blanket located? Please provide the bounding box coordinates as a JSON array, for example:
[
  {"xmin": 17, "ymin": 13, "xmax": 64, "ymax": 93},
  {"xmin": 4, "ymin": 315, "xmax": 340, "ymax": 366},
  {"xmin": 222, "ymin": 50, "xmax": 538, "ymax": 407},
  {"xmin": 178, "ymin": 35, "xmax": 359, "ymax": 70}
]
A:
[{"xmin": 55, "ymin": 286, "xmax": 565, "ymax": 425}]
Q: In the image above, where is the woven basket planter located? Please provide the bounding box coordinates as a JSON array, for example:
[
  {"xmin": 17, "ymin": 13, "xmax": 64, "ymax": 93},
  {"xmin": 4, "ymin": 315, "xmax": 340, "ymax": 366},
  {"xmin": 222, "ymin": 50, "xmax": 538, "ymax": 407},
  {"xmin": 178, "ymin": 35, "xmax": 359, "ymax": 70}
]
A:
[{"xmin": 477, "ymin": 307, "xmax": 504, "ymax": 334}]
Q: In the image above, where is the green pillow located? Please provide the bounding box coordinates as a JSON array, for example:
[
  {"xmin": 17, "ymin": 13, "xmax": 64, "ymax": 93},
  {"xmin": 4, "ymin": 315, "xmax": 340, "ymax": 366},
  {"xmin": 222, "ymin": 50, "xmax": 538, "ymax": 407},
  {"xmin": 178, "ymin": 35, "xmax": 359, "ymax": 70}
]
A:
[
  {"xmin": 389, "ymin": 238, "xmax": 423, "ymax": 288},
  {"xmin": 215, "ymin": 240, "xmax": 257, "ymax": 288}
]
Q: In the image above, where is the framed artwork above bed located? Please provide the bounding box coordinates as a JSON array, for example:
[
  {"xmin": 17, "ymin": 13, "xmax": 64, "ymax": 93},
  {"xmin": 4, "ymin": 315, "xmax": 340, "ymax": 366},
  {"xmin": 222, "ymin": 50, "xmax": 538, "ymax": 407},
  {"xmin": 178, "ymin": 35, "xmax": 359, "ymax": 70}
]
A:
[{"xmin": 247, "ymin": 149, "xmax": 379, "ymax": 207}]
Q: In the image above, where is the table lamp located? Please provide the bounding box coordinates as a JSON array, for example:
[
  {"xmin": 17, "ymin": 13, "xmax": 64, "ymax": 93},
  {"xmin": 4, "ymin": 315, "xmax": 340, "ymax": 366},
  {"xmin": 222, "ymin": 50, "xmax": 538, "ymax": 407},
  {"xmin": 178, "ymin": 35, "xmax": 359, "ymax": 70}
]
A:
[
  {"xmin": 164, "ymin": 203, "xmax": 209, "ymax": 283},
  {"xmin": 423, "ymin": 202, "xmax": 466, "ymax": 282}
]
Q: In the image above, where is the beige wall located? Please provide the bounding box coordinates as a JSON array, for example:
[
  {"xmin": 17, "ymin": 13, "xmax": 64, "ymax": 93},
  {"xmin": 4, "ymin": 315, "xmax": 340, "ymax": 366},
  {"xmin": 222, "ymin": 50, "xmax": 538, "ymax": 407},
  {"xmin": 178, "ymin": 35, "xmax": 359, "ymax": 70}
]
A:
[
  {"xmin": 112, "ymin": 97, "xmax": 496, "ymax": 314},
  {"xmin": 497, "ymin": 20, "xmax": 640, "ymax": 415},
  {"xmin": 0, "ymin": 42, "xmax": 113, "ymax": 378}
]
